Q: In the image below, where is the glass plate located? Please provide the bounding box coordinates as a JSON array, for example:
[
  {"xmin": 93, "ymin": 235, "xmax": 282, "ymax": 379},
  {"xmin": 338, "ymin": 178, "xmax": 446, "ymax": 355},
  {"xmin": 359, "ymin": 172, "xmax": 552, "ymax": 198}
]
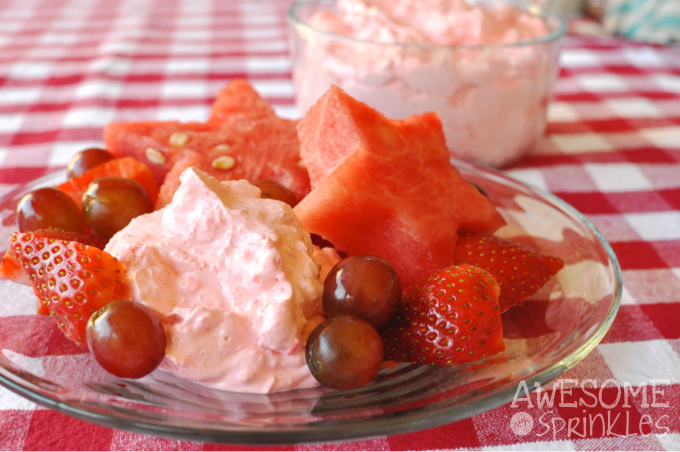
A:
[{"xmin": 0, "ymin": 161, "xmax": 621, "ymax": 444}]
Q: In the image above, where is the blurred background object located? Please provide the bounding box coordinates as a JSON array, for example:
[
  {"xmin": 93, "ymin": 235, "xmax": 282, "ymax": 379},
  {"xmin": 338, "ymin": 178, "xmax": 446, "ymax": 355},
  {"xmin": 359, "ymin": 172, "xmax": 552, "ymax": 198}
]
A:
[
  {"xmin": 549, "ymin": 0, "xmax": 679, "ymax": 45},
  {"xmin": 288, "ymin": 0, "xmax": 567, "ymax": 168},
  {"xmin": 547, "ymin": 0, "xmax": 587, "ymax": 17},
  {"xmin": 604, "ymin": 0, "xmax": 679, "ymax": 44},
  {"xmin": 589, "ymin": 0, "xmax": 679, "ymax": 44},
  {"xmin": 585, "ymin": 0, "xmax": 605, "ymax": 19}
]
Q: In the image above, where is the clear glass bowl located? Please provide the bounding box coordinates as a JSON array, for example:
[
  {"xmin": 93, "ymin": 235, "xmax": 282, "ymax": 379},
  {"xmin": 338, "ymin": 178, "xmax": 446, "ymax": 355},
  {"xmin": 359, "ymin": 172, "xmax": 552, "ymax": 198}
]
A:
[
  {"xmin": 0, "ymin": 161, "xmax": 621, "ymax": 444},
  {"xmin": 287, "ymin": 0, "xmax": 567, "ymax": 168}
]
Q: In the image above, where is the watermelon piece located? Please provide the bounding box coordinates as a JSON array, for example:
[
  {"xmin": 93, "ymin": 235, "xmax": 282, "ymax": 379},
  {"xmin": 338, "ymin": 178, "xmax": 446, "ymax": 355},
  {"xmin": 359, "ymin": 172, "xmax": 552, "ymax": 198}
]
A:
[
  {"xmin": 58, "ymin": 157, "xmax": 158, "ymax": 206},
  {"xmin": 294, "ymin": 86, "xmax": 506, "ymax": 287},
  {"xmin": 155, "ymin": 150, "xmax": 202, "ymax": 209},
  {"xmin": 103, "ymin": 121, "xmax": 210, "ymax": 185},
  {"xmin": 208, "ymin": 79, "xmax": 279, "ymax": 124},
  {"xmin": 104, "ymin": 80, "xmax": 311, "ymax": 209}
]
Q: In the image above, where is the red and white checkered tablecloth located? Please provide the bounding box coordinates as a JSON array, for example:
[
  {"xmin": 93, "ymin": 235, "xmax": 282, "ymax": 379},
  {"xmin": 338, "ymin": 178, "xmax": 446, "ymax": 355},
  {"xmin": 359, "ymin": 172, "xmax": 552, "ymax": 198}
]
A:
[{"xmin": 1, "ymin": 0, "xmax": 679, "ymax": 450}]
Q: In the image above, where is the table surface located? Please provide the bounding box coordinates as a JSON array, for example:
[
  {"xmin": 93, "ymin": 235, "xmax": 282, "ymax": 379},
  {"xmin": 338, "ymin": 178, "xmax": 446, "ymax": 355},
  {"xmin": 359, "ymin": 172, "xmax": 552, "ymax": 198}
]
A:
[{"xmin": 0, "ymin": 0, "xmax": 679, "ymax": 450}]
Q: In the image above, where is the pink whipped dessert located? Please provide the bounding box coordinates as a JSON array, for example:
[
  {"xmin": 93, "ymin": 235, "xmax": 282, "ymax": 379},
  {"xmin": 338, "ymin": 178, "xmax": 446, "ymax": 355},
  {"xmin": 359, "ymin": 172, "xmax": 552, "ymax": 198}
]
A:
[
  {"xmin": 289, "ymin": 0, "xmax": 564, "ymax": 167},
  {"xmin": 105, "ymin": 168, "xmax": 337, "ymax": 393}
]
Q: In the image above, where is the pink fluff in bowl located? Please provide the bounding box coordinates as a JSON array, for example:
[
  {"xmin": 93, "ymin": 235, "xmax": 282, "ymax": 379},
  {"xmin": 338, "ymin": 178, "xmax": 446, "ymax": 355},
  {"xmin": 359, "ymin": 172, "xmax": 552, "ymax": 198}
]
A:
[{"xmin": 287, "ymin": 0, "xmax": 567, "ymax": 167}]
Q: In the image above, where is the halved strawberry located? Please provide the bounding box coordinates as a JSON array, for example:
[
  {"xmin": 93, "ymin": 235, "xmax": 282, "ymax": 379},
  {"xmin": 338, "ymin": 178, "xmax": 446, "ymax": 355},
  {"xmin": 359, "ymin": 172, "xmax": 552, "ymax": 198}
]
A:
[
  {"xmin": 9, "ymin": 231, "xmax": 125, "ymax": 346},
  {"xmin": 57, "ymin": 157, "xmax": 158, "ymax": 206},
  {"xmin": 453, "ymin": 233, "xmax": 564, "ymax": 312},
  {"xmin": 34, "ymin": 228, "xmax": 109, "ymax": 249},
  {"xmin": 382, "ymin": 265, "xmax": 504, "ymax": 366},
  {"xmin": 0, "ymin": 249, "xmax": 30, "ymax": 286},
  {"xmin": 1, "ymin": 229, "xmax": 109, "ymax": 291}
]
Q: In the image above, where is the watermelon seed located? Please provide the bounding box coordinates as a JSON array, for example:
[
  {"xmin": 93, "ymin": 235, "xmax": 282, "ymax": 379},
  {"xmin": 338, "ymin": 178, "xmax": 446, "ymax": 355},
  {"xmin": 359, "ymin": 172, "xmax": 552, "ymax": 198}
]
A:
[
  {"xmin": 145, "ymin": 148, "xmax": 166, "ymax": 165},
  {"xmin": 212, "ymin": 155, "xmax": 236, "ymax": 170},
  {"xmin": 169, "ymin": 132, "xmax": 189, "ymax": 147}
]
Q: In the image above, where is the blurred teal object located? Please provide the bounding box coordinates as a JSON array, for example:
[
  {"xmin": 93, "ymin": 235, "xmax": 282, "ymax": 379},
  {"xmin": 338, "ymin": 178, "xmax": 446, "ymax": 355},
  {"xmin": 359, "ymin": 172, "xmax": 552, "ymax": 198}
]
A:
[
  {"xmin": 546, "ymin": 0, "xmax": 587, "ymax": 17},
  {"xmin": 604, "ymin": 0, "xmax": 680, "ymax": 44}
]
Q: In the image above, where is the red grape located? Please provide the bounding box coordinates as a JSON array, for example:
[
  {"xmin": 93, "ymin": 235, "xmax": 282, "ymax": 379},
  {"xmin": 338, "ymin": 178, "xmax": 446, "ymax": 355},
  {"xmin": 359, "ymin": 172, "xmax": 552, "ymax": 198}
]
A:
[
  {"xmin": 17, "ymin": 187, "xmax": 87, "ymax": 233},
  {"xmin": 253, "ymin": 180, "xmax": 297, "ymax": 207},
  {"xmin": 305, "ymin": 315, "xmax": 383, "ymax": 390},
  {"xmin": 82, "ymin": 176, "xmax": 154, "ymax": 238},
  {"xmin": 87, "ymin": 299, "xmax": 167, "ymax": 379},
  {"xmin": 323, "ymin": 255, "xmax": 401, "ymax": 329},
  {"xmin": 67, "ymin": 147, "xmax": 115, "ymax": 179}
]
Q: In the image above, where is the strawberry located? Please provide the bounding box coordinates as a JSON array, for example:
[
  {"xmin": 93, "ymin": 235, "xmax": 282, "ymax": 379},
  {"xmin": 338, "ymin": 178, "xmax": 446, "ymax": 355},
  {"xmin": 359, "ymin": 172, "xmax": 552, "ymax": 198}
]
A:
[
  {"xmin": 33, "ymin": 228, "xmax": 109, "ymax": 249},
  {"xmin": 1, "ymin": 229, "xmax": 108, "ymax": 290},
  {"xmin": 57, "ymin": 157, "xmax": 158, "ymax": 206},
  {"xmin": 0, "ymin": 249, "xmax": 30, "ymax": 286},
  {"xmin": 9, "ymin": 231, "xmax": 125, "ymax": 346},
  {"xmin": 382, "ymin": 265, "xmax": 505, "ymax": 366},
  {"xmin": 453, "ymin": 233, "xmax": 564, "ymax": 312}
]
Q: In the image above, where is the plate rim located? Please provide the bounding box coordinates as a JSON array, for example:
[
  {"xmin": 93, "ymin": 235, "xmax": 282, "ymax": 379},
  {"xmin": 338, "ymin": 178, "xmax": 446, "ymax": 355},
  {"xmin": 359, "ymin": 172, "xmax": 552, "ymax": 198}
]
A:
[{"xmin": 0, "ymin": 161, "xmax": 622, "ymax": 444}]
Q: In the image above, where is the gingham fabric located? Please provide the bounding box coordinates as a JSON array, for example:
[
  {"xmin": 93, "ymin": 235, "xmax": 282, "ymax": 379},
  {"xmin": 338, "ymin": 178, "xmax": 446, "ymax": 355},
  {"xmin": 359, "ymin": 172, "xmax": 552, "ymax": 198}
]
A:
[{"xmin": 1, "ymin": 0, "xmax": 679, "ymax": 450}]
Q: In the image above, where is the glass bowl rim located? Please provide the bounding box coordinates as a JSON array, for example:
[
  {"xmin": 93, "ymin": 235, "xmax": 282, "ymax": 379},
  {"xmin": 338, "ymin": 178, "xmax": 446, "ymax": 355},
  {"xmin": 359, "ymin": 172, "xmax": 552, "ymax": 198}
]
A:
[
  {"xmin": 286, "ymin": 0, "xmax": 568, "ymax": 51},
  {"xmin": 0, "ymin": 161, "xmax": 622, "ymax": 444}
]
